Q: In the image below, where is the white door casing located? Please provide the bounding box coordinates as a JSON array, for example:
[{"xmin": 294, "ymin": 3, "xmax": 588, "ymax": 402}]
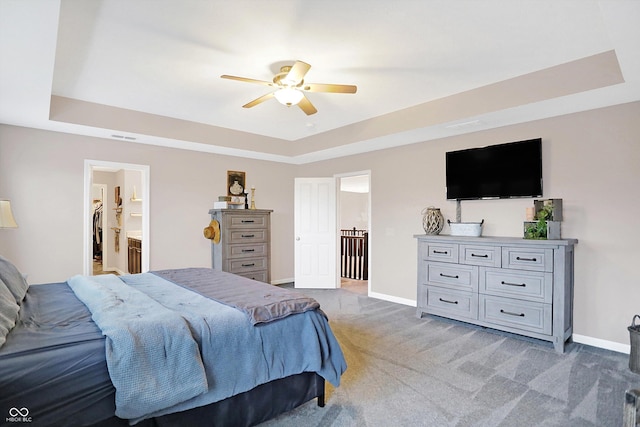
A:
[
  {"xmin": 83, "ymin": 159, "xmax": 150, "ymax": 276},
  {"xmin": 294, "ymin": 177, "xmax": 338, "ymax": 289}
]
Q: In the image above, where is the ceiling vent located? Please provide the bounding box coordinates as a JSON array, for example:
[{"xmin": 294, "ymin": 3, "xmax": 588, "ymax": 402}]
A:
[{"xmin": 444, "ymin": 120, "xmax": 483, "ymax": 130}]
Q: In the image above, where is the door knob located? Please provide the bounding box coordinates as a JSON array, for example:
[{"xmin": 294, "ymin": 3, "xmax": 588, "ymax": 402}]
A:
[{"xmin": 296, "ymin": 237, "xmax": 301, "ymax": 241}]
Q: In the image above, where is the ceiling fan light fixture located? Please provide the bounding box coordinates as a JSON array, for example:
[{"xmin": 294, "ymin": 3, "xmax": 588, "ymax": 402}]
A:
[
  {"xmin": 221, "ymin": 60, "xmax": 356, "ymax": 115},
  {"xmin": 273, "ymin": 87, "xmax": 304, "ymax": 106}
]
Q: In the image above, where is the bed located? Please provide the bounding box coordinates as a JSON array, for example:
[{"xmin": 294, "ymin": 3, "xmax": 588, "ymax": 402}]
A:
[{"xmin": 0, "ymin": 257, "xmax": 346, "ymax": 427}]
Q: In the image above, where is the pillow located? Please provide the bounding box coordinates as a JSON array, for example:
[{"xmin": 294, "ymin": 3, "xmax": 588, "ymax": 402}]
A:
[
  {"xmin": 0, "ymin": 278, "xmax": 20, "ymax": 348},
  {"xmin": 0, "ymin": 255, "xmax": 29, "ymax": 304}
]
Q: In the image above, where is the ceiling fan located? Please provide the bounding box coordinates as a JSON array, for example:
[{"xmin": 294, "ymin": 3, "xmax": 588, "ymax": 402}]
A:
[{"xmin": 220, "ymin": 61, "xmax": 357, "ymax": 115}]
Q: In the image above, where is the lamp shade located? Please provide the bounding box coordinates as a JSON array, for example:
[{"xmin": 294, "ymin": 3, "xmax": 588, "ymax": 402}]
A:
[
  {"xmin": 0, "ymin": 200, "xmax": 18, "ymax": 228},
  {"xmin": 273, "ymin": 87, "xmax": 304, "ymax": 106}
]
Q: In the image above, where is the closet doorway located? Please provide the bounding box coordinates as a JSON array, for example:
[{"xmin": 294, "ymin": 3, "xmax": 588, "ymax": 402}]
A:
[
  {"xmin": 83, "ymin": 160, "xmax": 150, "ymax": 276},
  {"xmin": 91, "ymin": 184, "xmax": 107, "ymax": 274}
]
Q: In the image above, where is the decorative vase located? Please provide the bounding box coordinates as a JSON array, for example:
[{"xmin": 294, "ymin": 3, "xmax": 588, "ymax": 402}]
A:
[{"xmin": 422, "ymin": 207, "xmax": 444, "ymax": 235}]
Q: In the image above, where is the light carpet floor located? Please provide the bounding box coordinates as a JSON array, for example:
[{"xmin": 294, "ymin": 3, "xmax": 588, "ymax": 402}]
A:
[{"xmin": 260, "ymin": 286, "xmax": 639, "ymax": 427}]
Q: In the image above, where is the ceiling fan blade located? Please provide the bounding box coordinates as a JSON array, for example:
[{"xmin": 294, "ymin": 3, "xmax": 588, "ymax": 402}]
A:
[
  {"xmin": 303, "ymin": 83, "xmax": 357, "ymax": 93},
  {"xmin": 285, "ymin": 61, "xmax": 311, "ymax": 84},
  {"xmin": 242, "ymin": 92, "xmax": 275, "ymax": 108},
  {"xmin": 297, "ymin": 95, "xmax": 317, "ymax": 115},
  {"xmin": 221, "ymin": 75, "xmax": 273, "ymax": 86}
]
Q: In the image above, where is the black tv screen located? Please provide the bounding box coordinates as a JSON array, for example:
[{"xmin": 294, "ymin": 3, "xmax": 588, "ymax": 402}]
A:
[{"xmin": 446, "ymin": 138, "xmax": 542, "ymax": 200}]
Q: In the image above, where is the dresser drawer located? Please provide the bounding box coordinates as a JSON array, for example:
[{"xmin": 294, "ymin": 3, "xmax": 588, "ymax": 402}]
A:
[
  {"xmin": 427, "ymin": 262, "xmax": 478, "ymax": 292},
  {"xmin": 423, "ymin": 286, "xmax": 478, "ymax": 320},
  {"xmin": 234, "ymin": 270, "xmax": 268, "ymax": 283},
  {"xmin": 227, "ymin": 243, "xmax": 268, "ymax": 259},
  {"xmin": 502, "ymin": 247, "xmax": 553, "ymax": 272},
  {"xmin": 227, "ymin": 256, "xmax": 268, "ymax": 273},
  {"xmin": 228, "ymin": 214, "xmax": 268, "ymax": 229},
  {"xmin": 479, "ymin": 295, "xmax": 551, "ymax": 335},
  {"xmin": 481, "ymin": 268, "xmax": 552, "ymax": 303},
  {"xmin": 424, "ymin": 242, "xmax": 459, "ymax": 263},
  {"xmin": 460, "ymin": 244, "xmax": 501, "ymax": 267},
  {"xmin": 228, "ymin": 229, "xmax": 268, "ymax": 244}
]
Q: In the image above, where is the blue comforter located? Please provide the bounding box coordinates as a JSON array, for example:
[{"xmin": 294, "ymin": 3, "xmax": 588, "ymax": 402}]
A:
[
  {"xmin": 69, "ymin": 272, "xmax": 346, "ymax": 423},
  {"xmin": 67, "ymin": 275, "xmax": 208, "ymax": 419}
]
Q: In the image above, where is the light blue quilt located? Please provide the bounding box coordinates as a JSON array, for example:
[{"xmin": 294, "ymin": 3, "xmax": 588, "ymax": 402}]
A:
[
  {"xmin": 67, "ymin": 274, "xmax": 208, "ymax": 420},
  {"xmin": 69, "ymin": 272, "xmax": 347, "ymax": 424}
]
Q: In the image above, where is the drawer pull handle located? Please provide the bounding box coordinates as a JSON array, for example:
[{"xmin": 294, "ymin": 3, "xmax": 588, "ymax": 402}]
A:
[
  {"xmin": 501, "ymin": 281, "xmax": 526, "ymax": 287},
  {"xmin": 471, "ymin": 253, "xmax": 488, "ymax": 258},
  {"xmin": 516, "ymin": 256, "xmax": 537, "ymax": 262},
  {"xmin": 439, "ymin": 298, "xmax": 458, "ymax": 305},
  {"xmin": 241, "ymin": 263, "xmax": 256, "ymax": 267},
  {"xmin": 241, "ymin": 234, "xmax": 255, "ymax": 238},
  {"xmin": 500, "ymin": 309, "xmax": 525, "ymax": 317},
  {"xmin": 241, "ymin": 220, "xmax": 255, "ymax": 223},
  {"xmin": 242, "ymin": 249, "xmax": 255, "ymax": 253},
  {"xmin": 440, "ymin": 273, "xmax": 459, "ymax": 279},
  {"xmin": 433, "ymin": 250, "xmax": 448, "ymax": 255}
]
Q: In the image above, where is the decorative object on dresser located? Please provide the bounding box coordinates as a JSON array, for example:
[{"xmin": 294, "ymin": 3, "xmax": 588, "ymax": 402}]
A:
[
  {"xmin": 524, "ymin": 198, "xmax": 563, "ymax": 240},
  {"xmin": 209, "ymin": 208, "xmax": 272, "ymax": 283},
  {"xmin": 421, "ymin": 206, "xmax": 445, "ymax": 235},
  {"xmin": 225, "ymin": 171, "xmax": 247, "ymax": 209},
  {"xmin": 227, "ymin": 171, "xmax": 246, "ymax": 196},
  {"xmin": 448, "ymin": 219, "xmax": 484, "ymax": 237},
  {"xmin": 250, "ymin": 186, "xmax": 256, "ymax": 210},
  {"xmin": 415, "ymin": 234, "xmax": 577, "ymax": 353},
  {"xmin": 446, "ymin": 199, "xmax": 484, "ymax": 237}
]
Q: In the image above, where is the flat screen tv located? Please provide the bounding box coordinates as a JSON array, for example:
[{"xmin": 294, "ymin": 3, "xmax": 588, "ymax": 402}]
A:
[{"xmin": 446, "ymin": 138, "xmax": 542, "ymax": 200}]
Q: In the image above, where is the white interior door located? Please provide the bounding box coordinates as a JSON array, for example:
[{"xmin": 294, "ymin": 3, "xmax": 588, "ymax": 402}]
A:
[{"xmin": 294, "ymin": 177, "xmax": 338, "ymax": 289}]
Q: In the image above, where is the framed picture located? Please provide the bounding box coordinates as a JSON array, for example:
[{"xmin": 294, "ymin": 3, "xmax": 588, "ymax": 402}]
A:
[{"xmin": 227, "ymin": 171, "xmax": 246, "ymax": 196}]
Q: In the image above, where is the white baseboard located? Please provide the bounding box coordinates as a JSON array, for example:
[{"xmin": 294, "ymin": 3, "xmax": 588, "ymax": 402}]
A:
[
  {"xmin": 572, "ymin": 334, "xmax": 630, "ymax": 354},
  {"xmin": 366, "ymin": 292, "xmax": 631, "ymax": 355},
  {"xmin": 368, "ymin": 291, "xmax": 417, "ymax": 308},
  {"xmin": 271, "ymin": 277, "xmax": 294, "ymax": 286}
]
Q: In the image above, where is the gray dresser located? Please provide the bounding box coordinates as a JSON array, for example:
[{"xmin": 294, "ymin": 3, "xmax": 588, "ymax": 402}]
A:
[
  {"xmin": 416, "ymin": 235, "xmax": 577, "ymax": 352},
  {"xmin": 209, "ymin": 209, "xmax": 273, "ymax": 283}
]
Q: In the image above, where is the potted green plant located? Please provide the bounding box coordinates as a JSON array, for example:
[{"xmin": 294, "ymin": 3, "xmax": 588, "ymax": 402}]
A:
[{"xmin": 524, "ymin": 203, "xmax": 554, "ymax": 239}]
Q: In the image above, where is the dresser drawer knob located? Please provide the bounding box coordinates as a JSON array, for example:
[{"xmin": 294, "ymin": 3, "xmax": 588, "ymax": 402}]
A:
[
  {"xmin": 433, "ymin": 250, "xmax": 448, "ymax": 255},
  {"xmin": 439, "ymin": 298, "xmax": 458, "ymax": 305},
  {"xmin": 241, "ymin": 263, "xmax": 256, "ymax": 267},
  {"xmin": 439, "ymin": 273, "xmax": 459, "ymax": 279},
  {"xmin": 242, "ymin": 249, "xmax": 255, "ymax": 253},
  {"xmin": 501, "ymin": 281, "xmax": 526, "ymax": 287},
  {"xmin": 500, "ymin": 309, "xmax": 525, "ymax": 317},
  {"xmin": 516, "ymin": 256, "xmax": 537, "ymax": 262},
  {"xmin": 471, "ymin": 253, "xmax": 488, "ymax": 258},
  {"xmin": 241, "ymin": 234, "xmax": 255, "ymax": 238},
  {"xmin": 241, "ymin": 220, "xmax": 255, "ymax": 223}
]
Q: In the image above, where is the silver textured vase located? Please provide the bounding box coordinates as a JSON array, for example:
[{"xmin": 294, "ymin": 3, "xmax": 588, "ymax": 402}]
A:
[{"xmin": 422, "ymin": 207, "xmax": 444, "ymax": 235}]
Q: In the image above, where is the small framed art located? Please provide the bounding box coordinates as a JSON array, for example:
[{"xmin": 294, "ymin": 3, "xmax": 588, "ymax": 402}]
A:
[{"xmin": 227, "ymin": 171, "xmax": 246, "ymax": 196}]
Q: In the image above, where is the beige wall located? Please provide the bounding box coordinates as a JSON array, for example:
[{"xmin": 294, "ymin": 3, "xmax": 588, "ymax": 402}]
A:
[
  {"xmin": 339, "ymin": 191, "xmax": 369, "ymax": 231},
  {"xmin": 1, "ymin": 100, "xmax": 639, "ymax": 349},
  {"xmin": 0, "ymin": 126, "xmax": 295, "ymax": 283},
  {"xmin": 296, "ymin": 101, "xmax": 640, "ymax": 348}
]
